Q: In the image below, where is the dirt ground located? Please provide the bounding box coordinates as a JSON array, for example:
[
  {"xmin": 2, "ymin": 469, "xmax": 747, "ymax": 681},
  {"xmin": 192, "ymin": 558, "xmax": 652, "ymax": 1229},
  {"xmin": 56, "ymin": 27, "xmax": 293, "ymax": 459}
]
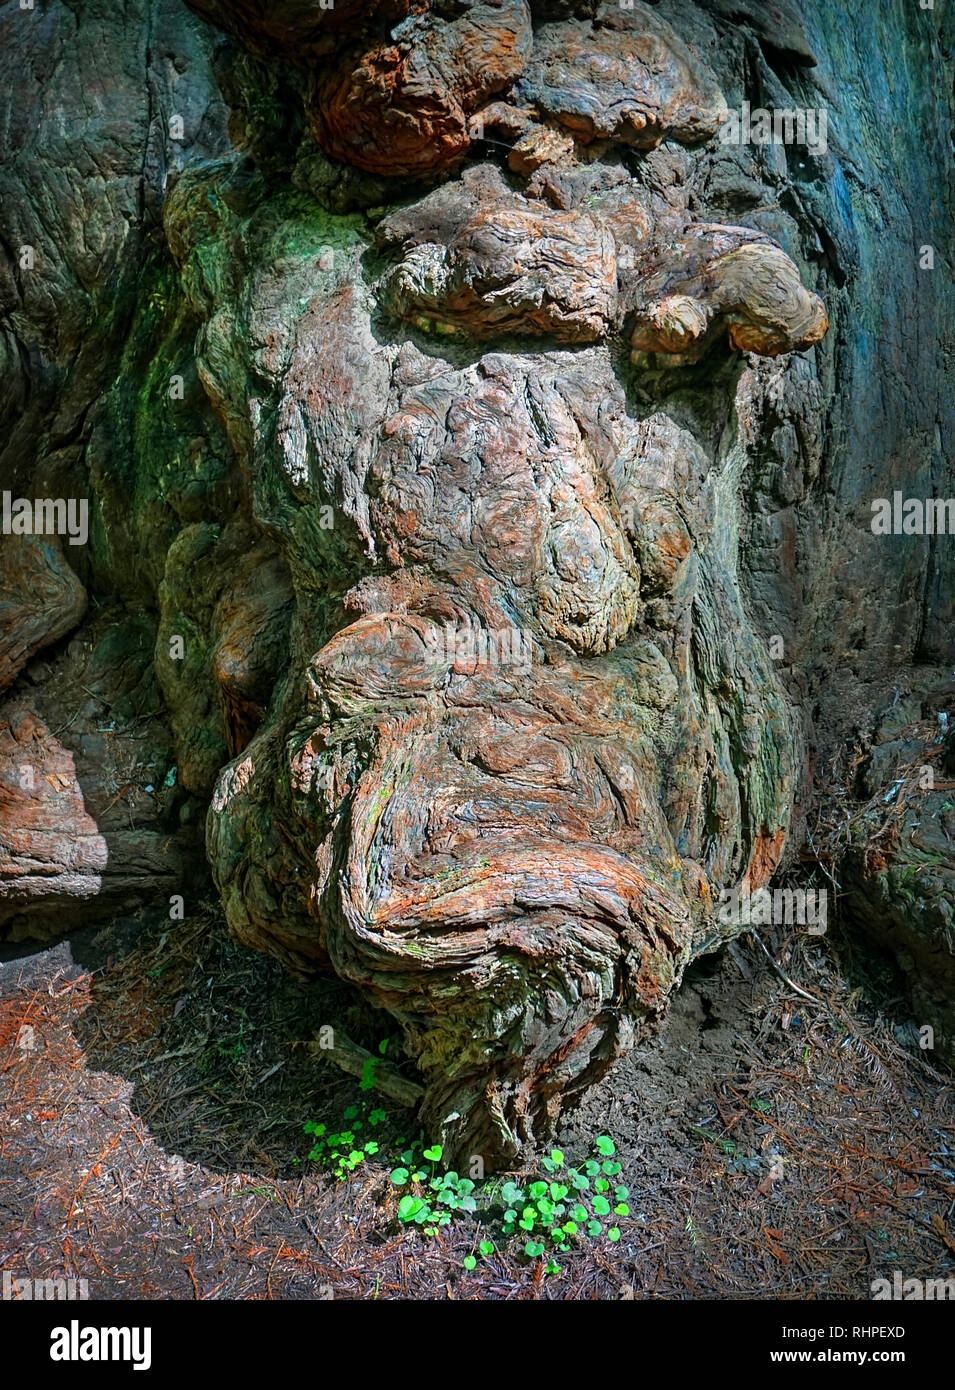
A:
[{"xmin": 1, "ymin": 902, "xmax": 953, "ymax": 1300}]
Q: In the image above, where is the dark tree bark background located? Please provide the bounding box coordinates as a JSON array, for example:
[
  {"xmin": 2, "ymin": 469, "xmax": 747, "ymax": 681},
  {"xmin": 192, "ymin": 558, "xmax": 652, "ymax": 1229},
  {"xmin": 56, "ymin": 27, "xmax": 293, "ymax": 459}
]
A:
[{"xmin": 0, "ymin": 0, "xmax": 952, "ymax": 1168}]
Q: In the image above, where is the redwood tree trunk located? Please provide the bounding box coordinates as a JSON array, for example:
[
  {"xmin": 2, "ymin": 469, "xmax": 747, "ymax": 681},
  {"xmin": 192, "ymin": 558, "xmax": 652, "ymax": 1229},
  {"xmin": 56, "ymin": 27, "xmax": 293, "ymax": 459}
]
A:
[{"xmin": 0, "ymin": 0, "xmax": 951, "ymax": 1166}]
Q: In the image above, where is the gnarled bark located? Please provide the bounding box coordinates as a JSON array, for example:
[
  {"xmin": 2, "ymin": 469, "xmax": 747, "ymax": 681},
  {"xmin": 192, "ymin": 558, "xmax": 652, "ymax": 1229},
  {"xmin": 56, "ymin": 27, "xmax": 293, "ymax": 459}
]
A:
[{"xmin": 1, "ymin": 0, "xmax": 952, "ymax": 1165}]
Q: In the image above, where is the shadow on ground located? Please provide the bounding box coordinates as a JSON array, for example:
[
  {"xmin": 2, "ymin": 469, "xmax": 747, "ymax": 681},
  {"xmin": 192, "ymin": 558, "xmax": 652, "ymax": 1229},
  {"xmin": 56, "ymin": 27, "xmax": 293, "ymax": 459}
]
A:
[{"xmin": 1, "ymin": 905, "xmax": 953, "ymax": 1299}]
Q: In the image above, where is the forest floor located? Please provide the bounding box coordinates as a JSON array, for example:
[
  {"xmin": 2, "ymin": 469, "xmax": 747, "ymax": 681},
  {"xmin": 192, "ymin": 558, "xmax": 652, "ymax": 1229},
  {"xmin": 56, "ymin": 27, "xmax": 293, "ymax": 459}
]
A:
[{"xmin": 1, "ymin": 904, "xmax": 953, "ymax": 1300}]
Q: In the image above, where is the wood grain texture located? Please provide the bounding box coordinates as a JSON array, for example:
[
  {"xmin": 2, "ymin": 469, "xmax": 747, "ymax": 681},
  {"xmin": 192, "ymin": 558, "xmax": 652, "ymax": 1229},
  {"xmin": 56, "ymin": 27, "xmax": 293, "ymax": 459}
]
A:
[{"xmin": 0, "ymin": 537, "xmax": 86, "ymax": 694}]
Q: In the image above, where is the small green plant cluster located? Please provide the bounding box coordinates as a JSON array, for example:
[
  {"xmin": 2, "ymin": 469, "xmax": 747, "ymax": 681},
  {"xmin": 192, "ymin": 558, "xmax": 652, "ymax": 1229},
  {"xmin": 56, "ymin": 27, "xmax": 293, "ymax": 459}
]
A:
[
  {"xmin": 494, "ymin": 1139, "xmax": 628, "ymax": 1272},
  {"xmin": 389, "ymin": 1135, "xmax": 627, "ymax": 1276},
  {"xmin": 690, "ymin": 1124, "xmax": 737, "ymax": 1155},
  {"xmin": 390, "ymin": 1145, "xmax": 480, "ymax": 1236},
  {"xmin": 301, "ymin": 1094, "xmax": 630, "ymax": 1278},
  {"xmin": 303, "ymin": 1098, "xmax": 388, "ymax": 1180},
  {"xmin": 358, "ymin": 1038, "xmax": 390, "ymax": 1092}
]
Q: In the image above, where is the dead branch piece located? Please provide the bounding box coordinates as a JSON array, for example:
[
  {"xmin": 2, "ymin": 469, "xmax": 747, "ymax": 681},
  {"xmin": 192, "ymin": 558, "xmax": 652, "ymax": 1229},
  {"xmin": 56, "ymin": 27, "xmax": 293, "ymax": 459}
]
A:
[
  {"xmin": 750, "ymin": 929, "xmax": 823, "ymax": 1005},
  {"xmin": 300, "ymin": 1030, "xmax": 424, "ymax": 1108}
]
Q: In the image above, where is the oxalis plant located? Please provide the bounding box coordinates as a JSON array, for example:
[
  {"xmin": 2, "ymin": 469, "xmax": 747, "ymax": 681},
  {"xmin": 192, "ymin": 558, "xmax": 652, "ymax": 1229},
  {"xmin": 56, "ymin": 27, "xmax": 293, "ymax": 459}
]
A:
[
  {"xmin": 298, "ymin": 1040, "xmax": 393, "ymax": 1180},
  {"xmin": 302, "ymin": 1105, "xmax": 629, "ymax": 1278},
  {"xmin": 389, "ymin": 1136, "xmax": 628, "ymax": 1277},
  {"xmin": 300, "ymin": 1100, "xmax": 388, "ymax": 1181}
]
